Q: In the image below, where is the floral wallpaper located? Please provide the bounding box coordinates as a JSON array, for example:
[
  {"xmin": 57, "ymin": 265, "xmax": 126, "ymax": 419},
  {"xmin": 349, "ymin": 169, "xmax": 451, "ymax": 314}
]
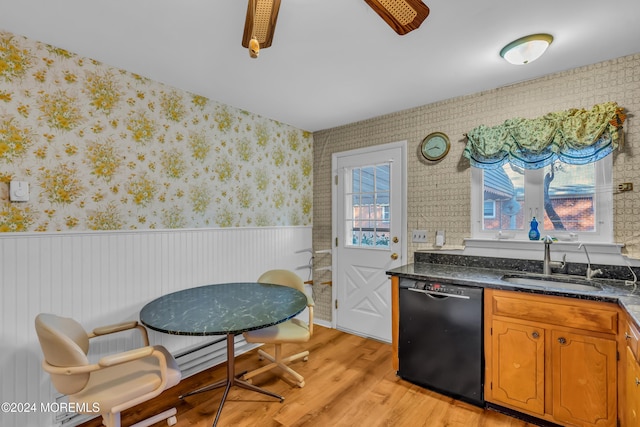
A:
[{"xmin": 0, "ymin": 30, "xmax": 313, "ymax": 232}]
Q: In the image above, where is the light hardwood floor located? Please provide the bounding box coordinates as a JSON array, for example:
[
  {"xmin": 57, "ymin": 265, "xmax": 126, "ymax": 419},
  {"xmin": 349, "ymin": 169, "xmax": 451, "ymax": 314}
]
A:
[{"xmin": 80, "ymin": 325, "xmax": 536, "ymax": 427}]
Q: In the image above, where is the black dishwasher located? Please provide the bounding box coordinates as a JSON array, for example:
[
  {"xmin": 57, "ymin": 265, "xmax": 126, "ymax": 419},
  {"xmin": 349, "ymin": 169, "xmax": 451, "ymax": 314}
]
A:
[{"xmin": 398, "ymin": 278, "xmax": 484, "ymax": 407}]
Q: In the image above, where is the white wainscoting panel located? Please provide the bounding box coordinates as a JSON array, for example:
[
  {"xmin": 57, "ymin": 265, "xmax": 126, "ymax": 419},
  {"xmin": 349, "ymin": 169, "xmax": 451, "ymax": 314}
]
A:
[{"xmin": 0, "ymin": 226, "xmax": 312, "ymax": 427}]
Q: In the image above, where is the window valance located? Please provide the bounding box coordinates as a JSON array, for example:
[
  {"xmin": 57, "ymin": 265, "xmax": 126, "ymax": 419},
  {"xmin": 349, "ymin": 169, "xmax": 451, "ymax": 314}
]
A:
[{"xmin": 463, "ymin": 102, "xmax": 626, "ymax": 169}]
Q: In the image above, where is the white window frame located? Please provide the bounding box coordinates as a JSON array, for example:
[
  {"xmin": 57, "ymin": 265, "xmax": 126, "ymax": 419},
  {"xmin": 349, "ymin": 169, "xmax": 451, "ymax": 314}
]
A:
[{"xmin": 470, "ymin": 156, "xmax": 613, "ymax": 243}]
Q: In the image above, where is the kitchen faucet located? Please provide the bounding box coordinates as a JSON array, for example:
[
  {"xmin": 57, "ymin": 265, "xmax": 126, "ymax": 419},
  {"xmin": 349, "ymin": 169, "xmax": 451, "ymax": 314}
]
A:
[
  {"xmin": 542, "ymin": 236, "xmax": 566, "ymax": 276},
  {"xmin": 578, "ymin": 243, "xmax": 602, "ymax": 280}
]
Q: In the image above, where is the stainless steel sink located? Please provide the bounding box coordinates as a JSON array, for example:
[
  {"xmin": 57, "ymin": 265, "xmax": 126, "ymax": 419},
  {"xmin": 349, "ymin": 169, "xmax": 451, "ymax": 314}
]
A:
[{"xmin": 501, "ymin": 274, "xmax": 602, "ymax": 292}]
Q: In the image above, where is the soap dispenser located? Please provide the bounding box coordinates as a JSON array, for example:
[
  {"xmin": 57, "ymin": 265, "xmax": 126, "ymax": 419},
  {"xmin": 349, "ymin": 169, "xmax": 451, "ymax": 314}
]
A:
[{"xmin": 528, "ymin": 217, "xmax": 540, "ymax": 241}]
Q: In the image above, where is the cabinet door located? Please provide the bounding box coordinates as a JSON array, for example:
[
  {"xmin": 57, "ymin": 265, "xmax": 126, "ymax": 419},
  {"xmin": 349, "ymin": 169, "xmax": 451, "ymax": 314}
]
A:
[
  {"xmin": 490, "ymin": 319, "xmax": 545, "ymax": 415},
  {"xmin": 551, "ymin": 330, "xmax": 617, "ymax": 427},
  {"xmin": 625, "ymin": 346, "xmax": 640, "ymax": 427}
]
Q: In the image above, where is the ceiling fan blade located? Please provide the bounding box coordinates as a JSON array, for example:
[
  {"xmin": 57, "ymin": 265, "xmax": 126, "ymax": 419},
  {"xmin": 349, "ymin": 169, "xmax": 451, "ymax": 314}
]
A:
[
  {"xmin": 364, "ymin": 0, "xmax": 430, "ymax": 35},
  {"xmin": 242, "ymin": 0, "xmax": 281, "ymax": 49}
]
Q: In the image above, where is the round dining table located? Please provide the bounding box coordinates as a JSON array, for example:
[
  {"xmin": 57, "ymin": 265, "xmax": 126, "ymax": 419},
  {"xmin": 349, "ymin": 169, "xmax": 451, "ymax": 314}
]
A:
[{"xmin": 140, "ymin": 282, "xmax": 307, "ymax": 427}]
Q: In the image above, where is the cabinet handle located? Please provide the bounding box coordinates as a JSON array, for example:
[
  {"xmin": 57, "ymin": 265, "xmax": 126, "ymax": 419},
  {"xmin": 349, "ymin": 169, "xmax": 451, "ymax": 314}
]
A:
[
  {"xmin": 626, "ymin": 332, "xmax": 633, "ymax": 340},
  {"xmin": 636, "ymin": 378, "xmax": 640, "ymax": 387},
  {"xmin": 558, "ymin": 337, "xmax": 567, "ymax": 344},
  {"xmin": 532, "ymin": 332, "xmax": 539, "ymax": 339}
]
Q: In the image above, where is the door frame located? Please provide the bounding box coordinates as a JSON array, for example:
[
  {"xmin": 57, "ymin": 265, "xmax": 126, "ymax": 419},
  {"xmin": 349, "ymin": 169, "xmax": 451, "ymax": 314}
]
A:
[{"xmin": 330, "ymin": 140, "xmax": 408, "ymax": 331}]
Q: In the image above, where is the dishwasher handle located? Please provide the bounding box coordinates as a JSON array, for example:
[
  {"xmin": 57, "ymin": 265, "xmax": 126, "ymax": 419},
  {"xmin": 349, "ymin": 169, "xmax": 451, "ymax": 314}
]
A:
[{"xmin": 407, "ymin": 287, "xmax": 470, "ymax": 300}]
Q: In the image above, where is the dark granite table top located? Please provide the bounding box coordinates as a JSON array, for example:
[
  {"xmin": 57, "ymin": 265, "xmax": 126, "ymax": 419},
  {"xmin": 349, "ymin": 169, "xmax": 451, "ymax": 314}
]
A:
[
  {"xmin": 387, "ymin": 260, "xmax": 640, "ymax": 327},
  {"xmin": 140, "ymin": 282, "xmax": 307, "ymax": 336}
]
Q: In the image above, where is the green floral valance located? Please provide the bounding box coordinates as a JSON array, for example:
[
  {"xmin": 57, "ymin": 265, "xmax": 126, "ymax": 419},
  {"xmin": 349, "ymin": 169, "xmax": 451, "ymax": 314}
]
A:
[{"xmin": 463, "ymin": 102, "xmax": 626, "ymax": 169}]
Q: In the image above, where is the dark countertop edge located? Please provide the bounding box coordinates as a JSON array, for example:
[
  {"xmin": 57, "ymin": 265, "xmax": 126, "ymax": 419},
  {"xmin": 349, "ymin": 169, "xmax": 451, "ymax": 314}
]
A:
[{"xmin": 387, "ymin": 262, "xmax": 640, "ymax": 328}]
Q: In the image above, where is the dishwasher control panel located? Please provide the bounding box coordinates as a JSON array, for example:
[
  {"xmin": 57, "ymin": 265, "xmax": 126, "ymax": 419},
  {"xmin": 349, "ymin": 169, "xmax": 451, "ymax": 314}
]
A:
[{"xmin": 402, "ymin": 279, "xmax": 472, "ymax": 297}]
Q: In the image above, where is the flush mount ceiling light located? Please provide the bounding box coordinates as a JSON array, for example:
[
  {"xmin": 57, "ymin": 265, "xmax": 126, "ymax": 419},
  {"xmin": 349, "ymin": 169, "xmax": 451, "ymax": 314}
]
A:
[
  {"xmin": 500, "ymin": 33, "xmax": 553, "ymax": 65},
  {"xmin": 242, "ymin": 0, "xmax": 281, "ymax": 57}
]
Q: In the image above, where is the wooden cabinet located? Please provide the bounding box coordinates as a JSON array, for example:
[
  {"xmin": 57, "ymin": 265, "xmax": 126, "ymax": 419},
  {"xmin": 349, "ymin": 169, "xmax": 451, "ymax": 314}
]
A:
[
  {"xmin": 485, "ymin": 289, "xmax": 619, "ymax": 427},
  {"xmin": 490, "ymin": 319, "xmax": 545, "ymax": 414},
  {"xmin": 550, "ymin": 329, "xmax": 617, "ymax": 426},
  {"xmin": 624, "ymin": 346, "xmax": 640, "ymax": 426},
  {"xmin": 622, "ymin": 316, "xmax": 640, "ymax": 426}
]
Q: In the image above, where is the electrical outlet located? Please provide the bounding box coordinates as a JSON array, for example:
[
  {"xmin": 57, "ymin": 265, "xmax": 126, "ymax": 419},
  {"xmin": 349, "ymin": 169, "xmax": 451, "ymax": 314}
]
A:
[
  {"xmin": 412, "ymin": 230, "xmax": 427, "ymax": 243},
  {"xmin": 618, "ymin": 182, "xmax": 633, "ymax": 192}
]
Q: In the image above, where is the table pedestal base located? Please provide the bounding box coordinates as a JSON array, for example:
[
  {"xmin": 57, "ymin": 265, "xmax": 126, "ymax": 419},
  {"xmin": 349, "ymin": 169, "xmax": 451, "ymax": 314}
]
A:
[{"xmin": 179, "ymin": 334, "xmax": 283, "ymax": 426}]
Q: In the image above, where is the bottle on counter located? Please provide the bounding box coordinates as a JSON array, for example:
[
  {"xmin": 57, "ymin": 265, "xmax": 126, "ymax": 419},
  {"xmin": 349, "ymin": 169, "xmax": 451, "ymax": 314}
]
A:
[{"xmin": 528, "ymin": 216, "xmax": 540, "ymax": 240}]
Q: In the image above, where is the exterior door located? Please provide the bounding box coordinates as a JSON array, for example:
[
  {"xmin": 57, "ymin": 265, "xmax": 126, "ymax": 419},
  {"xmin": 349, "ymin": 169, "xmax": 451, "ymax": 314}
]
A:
[{"xmin": 332, "ymin": 141, "xmax": 406, "ymax": 343}]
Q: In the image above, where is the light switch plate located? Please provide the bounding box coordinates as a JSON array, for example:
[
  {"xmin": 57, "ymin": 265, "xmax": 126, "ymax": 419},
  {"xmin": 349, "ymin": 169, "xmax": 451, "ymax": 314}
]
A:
[
  {"xmin": 9, "ymin": 181, "xmax": 29, "ymax": 202},
  {"xmin": 412, "ymin": 229, "xmax": 427, "ymax": 243}
]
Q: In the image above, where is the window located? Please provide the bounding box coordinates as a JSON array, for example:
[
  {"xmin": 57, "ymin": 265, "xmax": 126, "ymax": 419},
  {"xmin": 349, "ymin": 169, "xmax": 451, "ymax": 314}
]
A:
[
  {"xmin": 483, "ymin": 200, "xmax": 496, "ymax": 219},
  {"xmin": 471, "ymin": 156, "xmax": 612, "ymax": 242},
  {"xmin": 345, "ymin": 164, "xmax": 391, "ymax": 248}
]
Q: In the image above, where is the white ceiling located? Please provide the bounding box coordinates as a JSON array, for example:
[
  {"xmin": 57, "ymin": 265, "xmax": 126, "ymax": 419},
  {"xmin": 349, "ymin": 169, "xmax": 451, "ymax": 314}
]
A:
[{"xmin": 2, "ymin": 0, "xmax": 640, "ymax": 132}]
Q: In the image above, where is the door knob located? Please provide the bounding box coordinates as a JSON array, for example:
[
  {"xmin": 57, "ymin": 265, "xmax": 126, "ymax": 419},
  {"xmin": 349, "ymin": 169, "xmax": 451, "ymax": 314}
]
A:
[
  {"xmin": 392, "ymin": 236, "xmax": 399, "ymax": 243},
  {"xmin": 390, "ymin": 253, "xmax": 398, "ymax": 260}
]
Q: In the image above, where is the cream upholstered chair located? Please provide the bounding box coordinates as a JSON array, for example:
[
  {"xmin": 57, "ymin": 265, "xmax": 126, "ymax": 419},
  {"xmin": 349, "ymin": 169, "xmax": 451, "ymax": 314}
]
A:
[
  {"xmin": 35, "ymin": 313, "xmax": 181, "ymax": 427},
  {"xmin": 242, "ymin": 269, "xmax": 314, "ymax": 387}
]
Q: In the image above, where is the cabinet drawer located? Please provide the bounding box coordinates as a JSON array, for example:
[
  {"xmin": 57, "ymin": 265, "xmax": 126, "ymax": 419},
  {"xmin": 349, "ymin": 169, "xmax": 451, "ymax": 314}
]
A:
[
  {"xmin": 624, "ymin": 317, "xmax": 640, "ymax": 359},
  {"xmin": 489, "ymin": 290, "xmax": 618, "ymax": 335}
]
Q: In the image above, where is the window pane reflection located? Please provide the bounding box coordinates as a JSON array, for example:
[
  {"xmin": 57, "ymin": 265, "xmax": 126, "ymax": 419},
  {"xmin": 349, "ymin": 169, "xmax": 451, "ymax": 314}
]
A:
[
  {"xmin": 483, "ymin": 164, "xmax": 524, "ymax": 231},
  {"xmin": 543, "ymin": 163, "xmax": 595, "ymax": 232}
]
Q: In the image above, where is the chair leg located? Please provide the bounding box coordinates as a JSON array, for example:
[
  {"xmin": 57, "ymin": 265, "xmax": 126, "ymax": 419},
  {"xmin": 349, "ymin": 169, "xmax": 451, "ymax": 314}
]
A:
[
  {"xmin": 101, "ymin": 412, "xmax": 121, "ymax": 427},
  {"xmin": 279, "ymin": 364, "xmax": 305, "ymax": 387},
  {"xmin": 242, "ymin": 345, "xmax": 308, "ymax": 387},
  {"xmin": 129, "ymin": 408, "xmax": 178, "ymax": 427},
  {"xmin": 280, "ymin": 350, "xmax": 309, "ymax": 364},
  {"xmin": 258, "ymin": 348, "xmax": 277, "ymax": 363},
  {"xmin": 242, "ymin": 359, "xmax": 279, "ymax": 381}
]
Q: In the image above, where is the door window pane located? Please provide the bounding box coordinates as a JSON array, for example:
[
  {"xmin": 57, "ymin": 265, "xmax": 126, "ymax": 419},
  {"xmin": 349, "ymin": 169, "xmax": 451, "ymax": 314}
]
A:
[{"xmin": 346, "ymin": 163, "xmax": 391, "ymax": 248}]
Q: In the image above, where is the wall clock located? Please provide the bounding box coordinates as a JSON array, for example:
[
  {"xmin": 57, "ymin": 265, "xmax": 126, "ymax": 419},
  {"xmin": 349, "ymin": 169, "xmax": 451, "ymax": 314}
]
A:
[{"xmin": 420, "ymin": 132, "xmax": 450, "ymax": 161}]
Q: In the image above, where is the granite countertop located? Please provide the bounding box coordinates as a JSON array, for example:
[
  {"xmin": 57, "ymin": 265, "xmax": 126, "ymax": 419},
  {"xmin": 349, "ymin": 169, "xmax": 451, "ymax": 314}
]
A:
[{"xmin": 387, "ymin": 254, "xmax": 640, "ymax": 327}]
